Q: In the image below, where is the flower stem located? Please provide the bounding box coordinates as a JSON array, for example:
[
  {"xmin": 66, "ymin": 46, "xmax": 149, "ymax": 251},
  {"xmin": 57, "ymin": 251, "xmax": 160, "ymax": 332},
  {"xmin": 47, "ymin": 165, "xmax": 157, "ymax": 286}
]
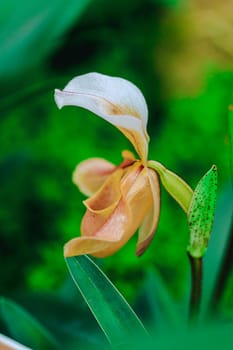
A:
[{"xmin": 188, "ymin": 253, "xmax": 203, "ymax": 324}]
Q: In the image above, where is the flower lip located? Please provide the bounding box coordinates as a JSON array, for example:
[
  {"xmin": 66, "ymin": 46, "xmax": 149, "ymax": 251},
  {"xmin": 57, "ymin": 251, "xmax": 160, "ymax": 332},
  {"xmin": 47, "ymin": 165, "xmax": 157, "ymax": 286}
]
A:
[{"xmin": 64, "ymin": 161, "xmax": 157, "ymax": 258}]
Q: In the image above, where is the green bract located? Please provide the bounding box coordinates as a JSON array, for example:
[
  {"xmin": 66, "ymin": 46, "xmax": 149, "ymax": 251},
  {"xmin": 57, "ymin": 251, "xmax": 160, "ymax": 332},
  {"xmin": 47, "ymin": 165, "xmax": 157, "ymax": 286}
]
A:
[{"xmin": 187, "ymin": 165, "xmax": 218, "ymax": 258}]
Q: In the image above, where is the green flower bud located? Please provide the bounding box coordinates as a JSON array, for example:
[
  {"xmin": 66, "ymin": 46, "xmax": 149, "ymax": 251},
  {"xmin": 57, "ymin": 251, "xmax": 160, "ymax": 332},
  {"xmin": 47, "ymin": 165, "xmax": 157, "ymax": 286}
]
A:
[{"xmin": 187, "ymin": 165, "xmax": 217, "ymax": 258}]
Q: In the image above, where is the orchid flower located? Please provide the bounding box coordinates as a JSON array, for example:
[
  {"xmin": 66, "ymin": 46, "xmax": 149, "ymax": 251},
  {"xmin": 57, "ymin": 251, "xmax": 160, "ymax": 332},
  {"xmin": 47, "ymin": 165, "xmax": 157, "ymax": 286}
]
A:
[{"xmin": 55, "ymin": 73, "xmax": 193, "ymax": 258}]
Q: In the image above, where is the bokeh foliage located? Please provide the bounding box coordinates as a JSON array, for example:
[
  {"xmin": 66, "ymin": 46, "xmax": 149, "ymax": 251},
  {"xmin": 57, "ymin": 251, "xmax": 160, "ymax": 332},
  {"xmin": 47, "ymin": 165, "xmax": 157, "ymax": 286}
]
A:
[{"xmin": 0, "ymin": 0, "xmax": 233, "ymax": 332}]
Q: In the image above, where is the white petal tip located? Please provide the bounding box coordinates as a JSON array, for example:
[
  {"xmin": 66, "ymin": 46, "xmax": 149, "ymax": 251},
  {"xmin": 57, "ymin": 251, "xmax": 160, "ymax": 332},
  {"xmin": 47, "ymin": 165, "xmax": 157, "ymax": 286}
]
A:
[{"xmin": 54, "ymin": 89, "xmax": 64, "ymax": 109}]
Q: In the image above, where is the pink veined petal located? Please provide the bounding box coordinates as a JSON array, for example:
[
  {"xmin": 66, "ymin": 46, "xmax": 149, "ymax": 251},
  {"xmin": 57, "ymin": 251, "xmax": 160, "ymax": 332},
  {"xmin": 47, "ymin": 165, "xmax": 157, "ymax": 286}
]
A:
[
  {"xmin": 73, "ymin": 158, "xmax": 116, "ymax": 196},
  {"xmin": 54, "ymin": 72, "xmax": 149, "ymax": 163},
  {"xmin": 136, "ymin": 168, "xmax": 160, "ymax": 256}
]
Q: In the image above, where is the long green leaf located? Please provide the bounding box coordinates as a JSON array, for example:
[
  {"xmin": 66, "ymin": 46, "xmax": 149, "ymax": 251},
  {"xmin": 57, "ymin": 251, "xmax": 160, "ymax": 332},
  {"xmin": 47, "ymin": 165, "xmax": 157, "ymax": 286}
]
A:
[
  {"xmin": 0, "ymin": 297, "xmax": 59, "ymax": 350},
  {"xmin": 229, "ymin": 105, "xmax": 233, "ymax": 179},
  {"xmin": 200, "ymin": 108, "xmax": 233, "ymax": 316},
  {"xmin": 0, "ymin": 0, "xmax": 91, "ymax": 79},
  {"xmin": 201, "ymin": 183, "xmax": 233, "ymax": 316},
  {"xmin": 66, "ymin": 255, "xmax": 148, "ymax": 346}
]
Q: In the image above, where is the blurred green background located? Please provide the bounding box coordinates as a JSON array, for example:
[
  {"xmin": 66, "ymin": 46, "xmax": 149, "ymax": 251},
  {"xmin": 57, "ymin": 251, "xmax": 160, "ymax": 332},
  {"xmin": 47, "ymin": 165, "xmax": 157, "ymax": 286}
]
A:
[{"xmin": 0, "ymin": 0, "xmax": 233, "ymax": 325}]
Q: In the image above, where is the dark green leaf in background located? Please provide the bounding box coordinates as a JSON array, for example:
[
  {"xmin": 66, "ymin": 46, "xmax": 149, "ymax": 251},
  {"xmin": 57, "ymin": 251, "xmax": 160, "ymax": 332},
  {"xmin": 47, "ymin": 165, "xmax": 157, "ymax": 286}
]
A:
[
  {"xmin": 201, "ymin": 184, "xmax": 233, "ymax": 318},
  {"xmin": 0, "ymin": 0, "xmax": 91, "ymax": 80},
  {"xmin": 0, "ymin": 297, "xmax": 59, "ymax": 350},
  {"xmin": 139, "ymin": 269, "xmax": 183, "ymax": 330},
  {"xmin": 229, "ymin": 106, "xmax": 233, "ymax": 178}
]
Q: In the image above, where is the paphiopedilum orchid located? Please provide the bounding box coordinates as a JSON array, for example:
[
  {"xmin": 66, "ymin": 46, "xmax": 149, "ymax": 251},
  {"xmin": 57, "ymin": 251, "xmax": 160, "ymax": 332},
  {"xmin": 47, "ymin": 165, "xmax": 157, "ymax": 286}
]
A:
[{"xmin": 55, "ymin": 73, "xmax": 193, "ymax": 258}]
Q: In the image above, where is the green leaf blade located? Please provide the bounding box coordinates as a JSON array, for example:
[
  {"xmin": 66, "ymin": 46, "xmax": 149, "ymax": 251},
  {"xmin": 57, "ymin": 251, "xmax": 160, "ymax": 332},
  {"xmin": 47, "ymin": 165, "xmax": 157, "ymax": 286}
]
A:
[
  {"xmin": 0, "ymin": 0, "xmax": 91, "ymax": 80},
  {"xmin": 200, "ymin": 182, "xmax": 233, "ymax": 315},
  {"xmin": 66, "ymin": 255, "xmax": 147, "ymax": 346},
  {"xmin": 229, "ymin": 105, "xmax": 233, "ymax": 177},
  {"xmin": 0, "ymin": 298, "xmax": 59, "ymax": 350}
]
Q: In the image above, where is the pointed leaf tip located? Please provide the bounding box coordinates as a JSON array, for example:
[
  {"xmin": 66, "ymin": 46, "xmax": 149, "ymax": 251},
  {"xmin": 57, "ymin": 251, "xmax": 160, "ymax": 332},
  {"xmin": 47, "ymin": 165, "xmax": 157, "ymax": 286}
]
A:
[{"xmin": 65, "ymin": 255, "xmax": 147, "ymax": 346}]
